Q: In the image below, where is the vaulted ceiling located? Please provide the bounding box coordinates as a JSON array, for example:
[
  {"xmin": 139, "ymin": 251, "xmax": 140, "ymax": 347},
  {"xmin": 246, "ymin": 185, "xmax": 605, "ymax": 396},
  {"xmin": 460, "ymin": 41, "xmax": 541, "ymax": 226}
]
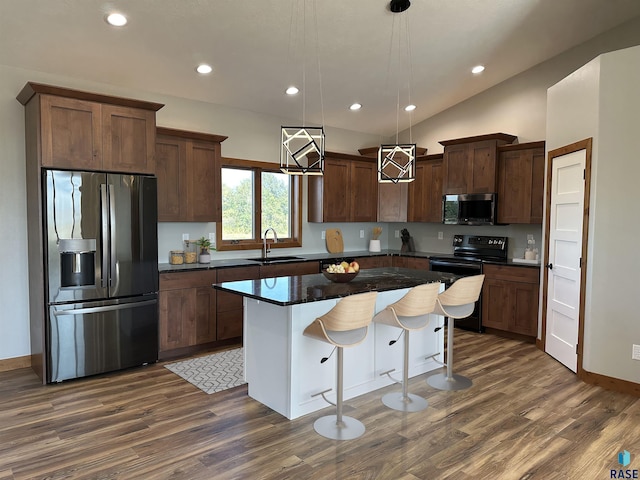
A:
[{"xmin": 2, "ymin": 1, "xmax": 640, "ymax": 135}]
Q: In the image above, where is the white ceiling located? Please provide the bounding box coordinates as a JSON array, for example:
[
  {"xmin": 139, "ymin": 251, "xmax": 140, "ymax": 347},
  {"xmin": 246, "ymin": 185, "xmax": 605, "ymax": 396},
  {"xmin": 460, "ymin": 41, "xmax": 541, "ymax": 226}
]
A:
[{"xmin": 2, "ymin": 1, "xmax": 640, "ymax": 136}]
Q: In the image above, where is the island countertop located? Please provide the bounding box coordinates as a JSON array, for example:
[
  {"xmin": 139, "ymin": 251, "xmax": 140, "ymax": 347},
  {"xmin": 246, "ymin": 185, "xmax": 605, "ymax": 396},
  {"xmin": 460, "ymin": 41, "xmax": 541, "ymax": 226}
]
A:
[{"xmin": 212, "ymin": 267, "xmax": 458, "ymax": 306}]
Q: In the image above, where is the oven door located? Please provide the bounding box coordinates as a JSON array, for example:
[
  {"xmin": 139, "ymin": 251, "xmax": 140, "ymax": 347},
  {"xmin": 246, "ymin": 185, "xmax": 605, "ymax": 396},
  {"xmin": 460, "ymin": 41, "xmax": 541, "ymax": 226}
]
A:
[{"xmin": 429, "ymin": 258, "xmax": 483, "ymax": 333}]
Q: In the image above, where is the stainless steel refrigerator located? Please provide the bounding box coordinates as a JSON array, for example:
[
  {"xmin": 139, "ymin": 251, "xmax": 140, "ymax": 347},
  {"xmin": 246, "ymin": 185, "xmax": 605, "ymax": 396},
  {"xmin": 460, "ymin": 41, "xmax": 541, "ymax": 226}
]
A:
[{"xmin": 44, "ymin": 170, "xmax": 159, "ymax": 382}]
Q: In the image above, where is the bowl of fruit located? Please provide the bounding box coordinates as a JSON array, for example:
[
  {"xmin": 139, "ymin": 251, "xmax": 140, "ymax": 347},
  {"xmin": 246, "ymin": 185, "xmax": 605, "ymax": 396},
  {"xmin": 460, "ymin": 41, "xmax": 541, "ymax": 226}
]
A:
[{"xmin": 322, "ymin": 261, "xmax": 360, "ymax": 283}]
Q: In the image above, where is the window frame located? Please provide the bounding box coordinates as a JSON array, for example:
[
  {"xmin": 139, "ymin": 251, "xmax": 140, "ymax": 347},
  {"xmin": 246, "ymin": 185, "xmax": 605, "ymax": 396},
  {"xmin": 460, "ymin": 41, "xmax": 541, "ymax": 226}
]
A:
[{"xmin": 217, "ymin": 157, "xmax": 302, "ymax": 252}]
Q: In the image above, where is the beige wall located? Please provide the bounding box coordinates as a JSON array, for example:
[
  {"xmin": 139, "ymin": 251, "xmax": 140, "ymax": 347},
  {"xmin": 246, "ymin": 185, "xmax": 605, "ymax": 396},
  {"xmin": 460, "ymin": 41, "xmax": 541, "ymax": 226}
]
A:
[{"xmin": 546, "ymin": 45, "xmax": 640, "ymax": 384}]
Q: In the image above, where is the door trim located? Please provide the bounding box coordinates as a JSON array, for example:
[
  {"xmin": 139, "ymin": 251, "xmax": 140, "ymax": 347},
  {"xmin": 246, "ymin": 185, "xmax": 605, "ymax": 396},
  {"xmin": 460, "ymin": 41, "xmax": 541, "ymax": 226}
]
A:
[{"xmin": 541, "ymin": 138, "xmax": 592, "ymax": 376}]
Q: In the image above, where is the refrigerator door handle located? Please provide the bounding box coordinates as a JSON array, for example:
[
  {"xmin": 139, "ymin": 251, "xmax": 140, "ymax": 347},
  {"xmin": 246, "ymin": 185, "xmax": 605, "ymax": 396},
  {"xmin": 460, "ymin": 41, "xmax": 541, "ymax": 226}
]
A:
[
  {"xmin": 53, "ymin": 299, "xmax": 157, "ymax": 316},
  {"xmin": 108, "ymin": 184, "xmax": 118, "ymax": 290},
  {"xmin": 100, "ymin": 184, "xmax": 109, "ymax": 288}
]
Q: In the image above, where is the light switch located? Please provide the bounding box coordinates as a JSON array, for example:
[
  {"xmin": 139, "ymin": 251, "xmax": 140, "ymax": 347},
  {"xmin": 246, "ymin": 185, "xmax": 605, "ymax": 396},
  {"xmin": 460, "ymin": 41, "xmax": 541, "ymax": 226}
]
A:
[
  {"xmin": 360, "ymin": 230, "xmax": 365, "ymax": 238},
  {"xmin": 182, "ymin": 233, "xmax": 189, "ymax": 241},
  {"xmin": 395, "ymin": 230, "xmax": 400, "ymax": 238},
  {"xmin": 438, "ymin": 231, "xmax": 444, "ymax": 240},
  {"xmin": 321, "ymin": 230, "xmax": 326, "ymax": 240}
]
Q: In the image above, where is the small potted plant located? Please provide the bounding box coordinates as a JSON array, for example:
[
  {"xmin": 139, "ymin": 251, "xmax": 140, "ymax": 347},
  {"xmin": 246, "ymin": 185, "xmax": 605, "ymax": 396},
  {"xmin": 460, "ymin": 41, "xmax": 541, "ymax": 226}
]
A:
[{"xmin": 196, "ymin": 237, "xmax": 213, "ymax": 264}]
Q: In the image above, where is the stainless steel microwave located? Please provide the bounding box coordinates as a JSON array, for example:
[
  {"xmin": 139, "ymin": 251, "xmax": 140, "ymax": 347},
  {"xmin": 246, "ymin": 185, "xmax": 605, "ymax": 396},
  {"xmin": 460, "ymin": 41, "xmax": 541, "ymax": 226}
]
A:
[{"xmin": 442, "ymin": 193, "xmax": 497, "ymax": 225}]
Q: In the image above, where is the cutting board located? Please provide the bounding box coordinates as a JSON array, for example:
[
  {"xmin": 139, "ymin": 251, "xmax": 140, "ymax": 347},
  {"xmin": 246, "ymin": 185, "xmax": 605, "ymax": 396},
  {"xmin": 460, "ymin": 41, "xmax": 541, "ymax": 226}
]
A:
[{"xmin": 325, "ymin": 228, "xmax": 344, "ymax": 253}]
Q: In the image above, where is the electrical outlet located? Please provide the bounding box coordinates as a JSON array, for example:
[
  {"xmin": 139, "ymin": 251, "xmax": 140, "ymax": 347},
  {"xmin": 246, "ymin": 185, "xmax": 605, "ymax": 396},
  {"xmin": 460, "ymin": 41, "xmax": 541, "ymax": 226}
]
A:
[
  {"xmin": 438, "ymin": 231, "xmax": 444, "ymax": 240},
  {"xmin": 209, "ymin": 232, "xmax": 216, "ymax": 247},
  {"xmin": 633, "ymin": 344, "xmax": 640, "ymax": 360},
  {"xmin": 321, "ymin": 230, "xmax": 325, "ymax": 240},
  {"xmin": 360, "ymin": 230, "xmax": 365, "ymax": 238},
  {"xmin": 182, "ymin": 233, "xmax": 189, "ymax": 241},
  {"xmin": 394, "ymin": 230, "xmax": 400, "ymax": 238}
]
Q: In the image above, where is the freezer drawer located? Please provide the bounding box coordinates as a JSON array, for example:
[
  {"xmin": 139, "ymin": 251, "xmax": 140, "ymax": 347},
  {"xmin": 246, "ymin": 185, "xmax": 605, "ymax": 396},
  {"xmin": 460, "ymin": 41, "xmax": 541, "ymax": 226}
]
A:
[{"xmin": 48, "ymin": 296, "xmax": 158, "ymax": 383}]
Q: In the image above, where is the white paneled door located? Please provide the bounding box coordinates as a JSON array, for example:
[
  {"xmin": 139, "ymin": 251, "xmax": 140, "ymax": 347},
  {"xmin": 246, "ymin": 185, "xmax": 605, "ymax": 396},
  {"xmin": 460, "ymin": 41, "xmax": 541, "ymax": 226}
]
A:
[{"xmin": 544, "ymin": 146, "xmax": 587, "ymax": 372}]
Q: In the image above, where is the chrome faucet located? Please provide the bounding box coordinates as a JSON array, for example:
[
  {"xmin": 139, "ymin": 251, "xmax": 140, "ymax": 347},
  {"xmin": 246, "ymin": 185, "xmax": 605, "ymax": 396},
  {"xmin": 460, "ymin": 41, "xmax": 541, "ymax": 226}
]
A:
[{"xmin": 263, "ymin": 228, "xmax": 278, "ymax": 259}]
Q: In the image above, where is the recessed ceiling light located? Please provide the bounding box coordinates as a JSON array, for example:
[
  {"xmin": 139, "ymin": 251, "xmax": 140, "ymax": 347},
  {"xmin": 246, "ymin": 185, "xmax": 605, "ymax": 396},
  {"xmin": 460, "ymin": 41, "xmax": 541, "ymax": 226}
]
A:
[
  {"xmin": 350, "ymin": 103, "xmax": 362, "ymax": 111},
  {"xmin": 106, "ymin": 13, "xmax": 127, "ymax": 27},
  {"xmin": 471, "ymin": 65, "xmax": 485, "ymax": 74},
  {"xmin": 196, "ymin": 64, "xmax": 213, "ymax": 74},
  {"xmin": 404, "ymin": 104, "xmax": 416, "ymax": 112},
  {"xmin": 285, "ymin": 86, "xmax": 299, "ymax": 95}
]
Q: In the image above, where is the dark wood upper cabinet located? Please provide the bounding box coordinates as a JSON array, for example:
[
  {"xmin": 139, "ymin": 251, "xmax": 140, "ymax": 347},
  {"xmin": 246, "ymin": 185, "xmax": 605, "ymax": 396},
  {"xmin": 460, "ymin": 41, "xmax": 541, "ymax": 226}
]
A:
[
  {"xmin": 17, "ymin": 82, "xmax": 163, "ymax": 174},
  {"xmin": 497, "ymin": 141, "xmax": 545, "ymax": 224},
  {"xmin": 358, "ymin": 146, "xmax": 427, "ymax": 223},
  {"xmin": 156, "ymin": 127, "xmax": 227, "ymax": 222},
  {"xmin": 308, "ymin": 151, "xmax": 378, "ymax": 223},
  {"xmin": 440, "ymin": 133, "xmax": 517, "ymax": 194},
  {"xmin": 408, "ymin": 154, "xmax": 443, "ymax": 223}
]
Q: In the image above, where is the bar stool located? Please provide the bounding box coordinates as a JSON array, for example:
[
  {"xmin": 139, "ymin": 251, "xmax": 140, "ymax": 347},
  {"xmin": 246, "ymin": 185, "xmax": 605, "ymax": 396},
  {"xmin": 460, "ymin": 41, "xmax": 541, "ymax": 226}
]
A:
[
  {"xmin": 427, "ymin": 274, "xmax": 485, "ymax": 391},
  {"xmin": 373, "ymin": 282, "xmax": 441, "ymax": 412},
  {"xmin": 303, "ymin": 291, "xmax": 378, "ymax": 440}
]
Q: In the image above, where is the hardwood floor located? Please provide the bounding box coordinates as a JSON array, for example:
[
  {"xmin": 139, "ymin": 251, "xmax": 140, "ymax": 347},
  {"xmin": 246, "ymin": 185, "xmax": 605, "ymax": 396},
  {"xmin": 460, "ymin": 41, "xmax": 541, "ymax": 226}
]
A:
[{"xmin": 1, "ymin": 331, "xmax": 638, "ymax": 480}]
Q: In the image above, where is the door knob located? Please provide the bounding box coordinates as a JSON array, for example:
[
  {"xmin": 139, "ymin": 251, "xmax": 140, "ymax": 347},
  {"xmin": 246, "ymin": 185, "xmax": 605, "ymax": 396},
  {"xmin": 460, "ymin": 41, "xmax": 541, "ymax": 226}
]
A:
[{"xmin": 545, "ymin": 263, "xmax": 553, "ymax": 270}]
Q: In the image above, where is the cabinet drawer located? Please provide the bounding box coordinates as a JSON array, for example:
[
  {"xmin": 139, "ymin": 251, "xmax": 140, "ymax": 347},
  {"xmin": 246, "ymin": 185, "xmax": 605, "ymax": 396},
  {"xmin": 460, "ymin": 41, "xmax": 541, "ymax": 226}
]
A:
[
  {"xmin": 260, "ymin": 261, "xmax": 319, "ymax": 278},
  {"xmin": 160, "ymin": 270, "xmax": 217, "ymax": 290},
  {"xmin": 217, "ymin": 266, "xmax": 260, "ymax": 282},
  {"xmin": 483, "ymin": 264, "xmax": 539, "ymax": 283}
]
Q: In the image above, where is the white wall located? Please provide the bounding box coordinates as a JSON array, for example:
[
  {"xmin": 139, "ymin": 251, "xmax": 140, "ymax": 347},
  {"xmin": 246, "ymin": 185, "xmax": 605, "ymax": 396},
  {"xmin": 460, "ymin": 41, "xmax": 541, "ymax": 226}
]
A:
[
  {"xmin": 2, "ymin": 16, "xmax": 640, "ymax": 362},
  {"xmin": 547, "ymin": 45, "xmax": 640, "ymax": 383}
]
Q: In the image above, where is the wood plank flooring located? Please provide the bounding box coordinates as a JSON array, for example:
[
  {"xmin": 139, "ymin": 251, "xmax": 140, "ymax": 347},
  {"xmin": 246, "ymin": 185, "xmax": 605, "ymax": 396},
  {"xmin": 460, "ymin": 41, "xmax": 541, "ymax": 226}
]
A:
[{"xmin": 1, "ymin": 331, "xmax": 639, "ymax": 479}]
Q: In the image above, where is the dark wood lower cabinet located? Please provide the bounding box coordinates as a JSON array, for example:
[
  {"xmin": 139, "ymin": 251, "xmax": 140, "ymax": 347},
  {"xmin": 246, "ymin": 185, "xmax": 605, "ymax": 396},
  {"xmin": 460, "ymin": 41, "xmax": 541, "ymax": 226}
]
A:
[
  {"xmin": 482, "ymin": 264, "xmax": 540, "ymax": 338},
  {"xmin": 216, "ymin": 266, "xmax": 260, "ymax": 341},
  {"xmin": 159, "ymin": 270, "xmax": 217, "ymax": 354},
  {"xmin": 392, "ymin": 256, "xmax": 431, "ymax": 270},
  {"xmin": 355, "ymin": 256, "xmax": 392, "ymax": 269}
]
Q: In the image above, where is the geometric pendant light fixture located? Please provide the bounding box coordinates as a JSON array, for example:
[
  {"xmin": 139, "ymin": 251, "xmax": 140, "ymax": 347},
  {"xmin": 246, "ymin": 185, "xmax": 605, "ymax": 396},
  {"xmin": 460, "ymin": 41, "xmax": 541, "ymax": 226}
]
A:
[
  {"xmin": 280, "ymin": 0, "xmax": 325, "ymax": 176},
  {"xmin": 378, "ymin": 0, "xmax": 416, "ymax": 183},
  {"xmin": 280, "ymin": 126, "xmax": 325, "ymax": 175}
]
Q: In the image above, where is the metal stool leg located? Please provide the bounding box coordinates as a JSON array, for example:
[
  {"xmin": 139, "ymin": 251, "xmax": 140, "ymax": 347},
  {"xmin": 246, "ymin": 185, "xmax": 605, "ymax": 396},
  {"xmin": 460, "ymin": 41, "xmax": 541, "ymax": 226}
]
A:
[
  {"xmin": 427, "ymin": 318, "xmax": 472, "ymax": 391},
  {"xmin": 313, "ymin": 347, "xmax": 365, "ymax": 440},
  {"xmin": 381, "ymin": 330, "xmax": 429, "ymax": 412}
]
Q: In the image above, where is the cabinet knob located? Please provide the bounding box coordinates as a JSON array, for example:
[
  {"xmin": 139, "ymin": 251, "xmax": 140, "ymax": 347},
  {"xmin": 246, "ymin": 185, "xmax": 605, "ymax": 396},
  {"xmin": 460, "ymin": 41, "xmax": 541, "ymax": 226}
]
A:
[{"xmin": 545, "ymin": 263, "xmax": 553, "ymax": 270}]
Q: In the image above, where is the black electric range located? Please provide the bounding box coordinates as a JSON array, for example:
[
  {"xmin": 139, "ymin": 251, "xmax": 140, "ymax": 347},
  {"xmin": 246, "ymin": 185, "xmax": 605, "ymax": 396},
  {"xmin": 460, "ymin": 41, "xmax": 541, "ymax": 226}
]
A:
[{"xmin": 429, "ymin": 234, "xmax": 508, "ymax": 332}]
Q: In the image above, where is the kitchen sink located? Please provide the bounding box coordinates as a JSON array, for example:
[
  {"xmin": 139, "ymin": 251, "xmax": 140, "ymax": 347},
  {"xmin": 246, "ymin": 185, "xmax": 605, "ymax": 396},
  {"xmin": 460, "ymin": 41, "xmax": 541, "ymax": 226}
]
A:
[{"xmin": 246, "ymin": 256, "xmax": 305, "ymax": 263}]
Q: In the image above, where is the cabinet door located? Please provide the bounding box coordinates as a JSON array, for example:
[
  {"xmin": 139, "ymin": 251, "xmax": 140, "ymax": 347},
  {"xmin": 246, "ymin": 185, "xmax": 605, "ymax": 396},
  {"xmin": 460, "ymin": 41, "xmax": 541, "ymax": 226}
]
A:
[
  {"xmin": 194, "ymin": 285, "xmax": 217, "ymax": 345},
  {"xmin": 159, "ymin": 288, "xmax": 195, "ymax": 351},
  {"xmin": 443, "ymin": 143, "xmax": 469, "ymax": 194},
  {"xmin": 322, "ymin": 159, "xmax": 350, "ymax": 222},
  {"xmin": 409, "ymin": 159, "xmax": 443, "ymax": 222},
  {"xmin": 156, "ymin": 135, "xmax": 186, "ymax": 221},
  {"xmin": 186, "ymin": 140, "xmax": 220, "ymax": 222},
  {"xmin": 469, "ymin": 140, "xmax": 497, "ymax": 193},
  {"xmin": 529, "ymin": 148, "xmax": 545, "ymax": 224},
  {"xmin": 216, "ymin": 266, "xmax": 260, "ymax": 340},
  {"xmin": 40, "ymin": 95, "xmax": 102, "ymax": 170},
  {"xmin": 497, "ymin": 146, "xmax": 545, "ymax": 224},
  {"xmin": 378, "ymin": 183, "xmax": 408, "ymax": 222},
  {"xmin": 102, "ymin": 105, "xmax": 156, "ymax": 174},
  {"xmin": 497, "ymin": 149, "xmax": 531, "ymax": 223},
  {"xmin": 481, "ymin": 278, "xmax": 510, "ymax": 331},
  {"xmin": 511, "ymin": 282, "xmax": 539, "ymax": 336},
  {"xmin": 350, "ymin": 160, "xmax": 378, "ymax": 222}
]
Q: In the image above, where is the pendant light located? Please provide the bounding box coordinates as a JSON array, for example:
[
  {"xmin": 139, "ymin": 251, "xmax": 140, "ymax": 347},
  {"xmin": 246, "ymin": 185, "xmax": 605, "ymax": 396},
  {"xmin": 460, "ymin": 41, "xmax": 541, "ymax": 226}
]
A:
[
  {"xmin": 280, "ymin": 0, "xmax": 325, "ymax": 176},
  {"xmin": 378, "ymin": 0, "xmax": 416, "ymax": 184}
]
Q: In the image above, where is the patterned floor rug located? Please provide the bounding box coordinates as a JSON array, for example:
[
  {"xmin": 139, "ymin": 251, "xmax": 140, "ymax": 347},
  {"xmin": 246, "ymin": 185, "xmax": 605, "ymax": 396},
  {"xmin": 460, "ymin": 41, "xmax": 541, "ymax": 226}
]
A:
[{"xmin": 164, "ymin": 348, "xmax": 246, "ymax": 394}]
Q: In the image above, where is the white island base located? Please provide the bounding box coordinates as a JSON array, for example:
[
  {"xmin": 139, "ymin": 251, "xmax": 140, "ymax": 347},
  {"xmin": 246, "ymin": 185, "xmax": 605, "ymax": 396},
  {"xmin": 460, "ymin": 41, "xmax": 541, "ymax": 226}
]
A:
[{"xmin": 243, "ymin": 287, "xmax": 445, "ymax": 420}]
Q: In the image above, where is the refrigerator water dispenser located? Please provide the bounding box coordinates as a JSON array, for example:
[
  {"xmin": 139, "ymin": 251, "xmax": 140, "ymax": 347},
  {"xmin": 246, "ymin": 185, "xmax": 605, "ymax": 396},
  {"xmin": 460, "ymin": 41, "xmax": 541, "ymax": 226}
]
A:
[{"xmin": 59, "ymin": 238, "xmax": 96, "ymax": 287}]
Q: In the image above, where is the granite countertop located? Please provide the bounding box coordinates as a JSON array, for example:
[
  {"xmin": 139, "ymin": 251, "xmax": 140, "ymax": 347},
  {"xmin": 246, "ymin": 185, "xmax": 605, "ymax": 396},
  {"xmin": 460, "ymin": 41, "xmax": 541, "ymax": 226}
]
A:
[
  {"xmin": 212, "ymin": 267, "xmax": 459, "ymax": 306},
  {"xmin": 158, "ymin": 249, "xmax": 540, "ymax": 273}
]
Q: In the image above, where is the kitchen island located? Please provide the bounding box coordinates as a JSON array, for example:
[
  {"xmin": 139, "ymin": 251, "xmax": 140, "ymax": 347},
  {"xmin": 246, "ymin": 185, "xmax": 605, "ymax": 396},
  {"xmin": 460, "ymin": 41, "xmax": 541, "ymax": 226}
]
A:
[{"xmin": 214, "ymin": 268, "xmax": 457, "ymax": 419}]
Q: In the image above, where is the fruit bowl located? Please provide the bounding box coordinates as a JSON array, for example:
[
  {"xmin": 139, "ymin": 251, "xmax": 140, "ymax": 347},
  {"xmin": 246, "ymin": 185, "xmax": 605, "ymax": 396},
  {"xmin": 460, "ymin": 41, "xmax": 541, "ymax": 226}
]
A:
[{"xmin": 322, "ymin": 269, "xmax": 359, "ymax": 283}]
